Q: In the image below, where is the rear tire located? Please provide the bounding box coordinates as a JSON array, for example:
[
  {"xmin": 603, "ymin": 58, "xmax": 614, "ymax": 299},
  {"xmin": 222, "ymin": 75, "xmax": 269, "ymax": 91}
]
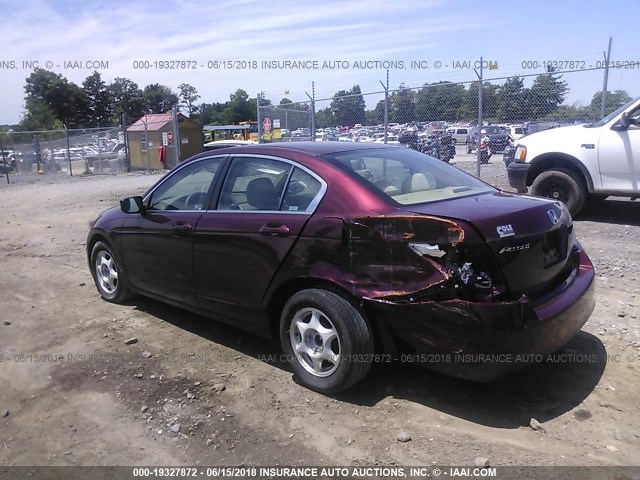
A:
[
  {"xmin": 280, "ymin": 288, "xmax": 374, "ymax": 394},
  {"xmin": 531, "ymin": 169, "xmax": 586, "ymax": 216}
]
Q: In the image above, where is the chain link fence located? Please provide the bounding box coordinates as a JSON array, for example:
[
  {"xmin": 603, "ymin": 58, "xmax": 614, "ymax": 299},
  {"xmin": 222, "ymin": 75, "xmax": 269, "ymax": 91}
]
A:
[
  {"xmin": 1, "ymin": 125, "xmax": 128, "ymax": 178},
  {"xmin": 257, "ymin": 65, "xmax": 636, "ymax": 176},
  {"xmin": 257, "ymin": 100, "xmax": 314, "ymax": 141}
]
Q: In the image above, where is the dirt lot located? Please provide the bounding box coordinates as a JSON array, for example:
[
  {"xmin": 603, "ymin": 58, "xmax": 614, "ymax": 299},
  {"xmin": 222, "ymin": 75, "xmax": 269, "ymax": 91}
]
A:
[{"xmin": 0, "ymin": 153, "xmax": 639, "ymax": 471}]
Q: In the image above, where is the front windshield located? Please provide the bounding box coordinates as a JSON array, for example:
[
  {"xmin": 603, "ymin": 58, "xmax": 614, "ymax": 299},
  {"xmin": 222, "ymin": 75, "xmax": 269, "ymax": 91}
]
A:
[
  {"xmin": 587, "ymin": 96, "xmax": 640, "ymax": 128},
  {"xmin": 322, "ymin": 147, "xmax": 494, "ymax": 205}
]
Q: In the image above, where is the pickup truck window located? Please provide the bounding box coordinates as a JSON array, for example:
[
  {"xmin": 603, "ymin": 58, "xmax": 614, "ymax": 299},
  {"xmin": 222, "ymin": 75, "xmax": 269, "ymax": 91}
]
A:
[{"xmin": 586, "ymin": 96, "xmax": 639, "ymax": 128}]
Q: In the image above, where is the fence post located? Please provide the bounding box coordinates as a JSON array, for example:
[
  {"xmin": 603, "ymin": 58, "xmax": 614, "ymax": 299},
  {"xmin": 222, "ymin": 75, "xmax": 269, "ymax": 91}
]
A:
[
  {"xmin": 172, "ymin": 105, "xmax": 180, "ymax": 166},
  {"xmin": 257, "ymin": 93, "xmax": 263, "ymax": 143},
  {"xmin": 0, "ymin": 137, "xmax": 9, "ymax": 184},
  {"xmin": 34, "ymin": 134, "xmax": 44, "ymax": 175},
  {"xmin": 65, "ymin": 123, "xmax": 72, "ymax": 176},
  {"xmin": 474, "ymin": 57, "xmax": 484, "ymax": 179},
  {"xmin": 121, "ymin": 113, "xmax": 130, "ymax": 172},
  {"xmin": 144, "ymin": 115, "xmax": 150, "ymax": 173},
  {"xmin": 82, "ymin": 130, "xmax": 92, "ymax": 175}
]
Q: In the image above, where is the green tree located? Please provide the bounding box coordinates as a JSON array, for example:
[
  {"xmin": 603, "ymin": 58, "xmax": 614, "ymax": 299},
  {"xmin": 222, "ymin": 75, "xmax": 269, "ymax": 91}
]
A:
[
  {"xmin": 528, "ymin": 67, "xmax": 569, "ymax": 119},
  {"xmin": 279, "ymin": 97, "xmax": 309, "ymax": 111},
  {"xmin": 590, "ymin": 90, "xmax": 632, "ymax": 116},
  {"xmin": 143, "ymin": 84, "xmax": 179, "ymax": 113},
  {"xmin": 83, "ymin": 71, "xmax": 113, "ymax": 126},
  {"xmin": 23, "ymin": 68, "xmax": 89, "ymax": 127},
  {"xmin": 459, "ymin": 82, "xmax": 498, "ymax": 121},
  {"xmin": 330, "ymin": 85, "xmax": 366, "ymax": 127},
  {"xmin": 496, "ymin": 77, "xmax": 528, "ymax": 123},
  {"xmin": 108, "ymin": 77, "xmax": 145, "ymax": 123},
  {"xmin": 178, "ymin": 83, "xmax": 200, "ymax": 116},
  {"xmin": 389, "ymin": 84, "xmax": 415, "ymax": 124},
  {"xmin": 315, "ymin": 107, "xmax": 334, "ymax": 129},
  {"xmin": 366, "ymin": 99, "xmax": 386, "ymax": 125},
  {"xmin": 18, "ymin": 98, "xmax": 61, "ymax": 131},
  {"xmin": 196, "ymin": 102, "xmax": 226, "ymax": 125},
  {"xmin": 223, "ymin": 89, "xmax": 254, "ymax": 123},
  {"xmin": 415, "ymin": 81, "xmax": 465, "ymax": 122}
]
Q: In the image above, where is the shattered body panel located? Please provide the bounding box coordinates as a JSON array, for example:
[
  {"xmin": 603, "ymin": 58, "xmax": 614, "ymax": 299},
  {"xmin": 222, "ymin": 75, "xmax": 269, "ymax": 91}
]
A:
[{"xmin": 265, "ymin": 192, "xmax": 594, "ymax": 382}]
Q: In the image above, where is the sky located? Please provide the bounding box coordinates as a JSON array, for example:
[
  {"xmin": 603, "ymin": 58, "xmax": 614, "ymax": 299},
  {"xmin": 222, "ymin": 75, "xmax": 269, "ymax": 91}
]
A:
[{"xmin": 1, "ymin": 0, "xmax": 640, "ymax": 125}]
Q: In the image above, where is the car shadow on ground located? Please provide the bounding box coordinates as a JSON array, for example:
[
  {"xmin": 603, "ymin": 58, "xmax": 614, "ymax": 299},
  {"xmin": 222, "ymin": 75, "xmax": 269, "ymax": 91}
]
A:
[
  {"xmin": 577, "ymin": 198, "xmax": 640, "ymax": 226},
  {"xmin": 129, "ymin": 297, "xmax": 606, "ymax": 429}
]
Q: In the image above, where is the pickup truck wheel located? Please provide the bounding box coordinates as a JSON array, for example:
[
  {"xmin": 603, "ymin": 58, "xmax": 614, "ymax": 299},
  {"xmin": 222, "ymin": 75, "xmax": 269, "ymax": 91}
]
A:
[{"xmin": 531, "ymin": 169, "xmax": 586, "ymax": 216}]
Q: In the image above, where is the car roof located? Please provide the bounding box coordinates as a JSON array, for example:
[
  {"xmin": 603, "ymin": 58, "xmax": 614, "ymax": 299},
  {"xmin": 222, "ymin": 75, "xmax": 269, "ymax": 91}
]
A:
[{"xmin": 193, "ymin": 141, "xmax": 402, "ymax": 158}]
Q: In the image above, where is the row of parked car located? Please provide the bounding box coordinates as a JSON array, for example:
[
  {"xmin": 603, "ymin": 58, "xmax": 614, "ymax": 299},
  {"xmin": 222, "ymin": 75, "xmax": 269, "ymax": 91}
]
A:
[{"xmin": 0, "ymin": 141, "xmax": 127, "ymax": 174}]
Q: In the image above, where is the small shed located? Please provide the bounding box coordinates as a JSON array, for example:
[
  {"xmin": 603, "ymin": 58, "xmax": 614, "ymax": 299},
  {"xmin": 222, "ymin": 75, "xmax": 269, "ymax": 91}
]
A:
[{"xmin": 127, "ymin": 113, "xmax": 203, "ymax": 170}]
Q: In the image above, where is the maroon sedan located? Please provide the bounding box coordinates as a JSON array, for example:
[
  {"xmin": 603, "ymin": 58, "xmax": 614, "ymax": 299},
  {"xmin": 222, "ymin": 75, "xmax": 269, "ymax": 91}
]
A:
[{"xmin": 87, "ymin": 142, "xmax": 595, "ymax": 393}]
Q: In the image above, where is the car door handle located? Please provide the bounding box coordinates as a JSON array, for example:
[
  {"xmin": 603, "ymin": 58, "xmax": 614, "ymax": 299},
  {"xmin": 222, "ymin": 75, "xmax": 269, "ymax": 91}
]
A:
[
  {"xmin": 171, "ymin": 223, "xmax": 193, "ymax": 234},
  {"xmin": 259, "ymin": 223, "xmax": 290, "ymax": 236}
]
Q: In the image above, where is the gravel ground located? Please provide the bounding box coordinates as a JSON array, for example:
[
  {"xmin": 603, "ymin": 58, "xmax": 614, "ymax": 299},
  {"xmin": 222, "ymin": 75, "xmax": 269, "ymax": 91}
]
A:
[{"xmin": 0, "ymin": 151, "xmax": 639, "ymax": 472}]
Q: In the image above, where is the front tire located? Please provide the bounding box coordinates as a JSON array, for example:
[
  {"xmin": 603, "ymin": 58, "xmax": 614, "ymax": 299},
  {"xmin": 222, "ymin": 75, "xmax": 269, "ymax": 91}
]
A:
[
  {"xmin": 280, "ymin": 288, "xmax": 374, "ymax": 394},
  {"xmin": 90, "ymin": 240, "xmax": 132, "ymax": 303},
  {"xmin": 531, "ymin": 169, "xmax": 586, "ymax": 216}
]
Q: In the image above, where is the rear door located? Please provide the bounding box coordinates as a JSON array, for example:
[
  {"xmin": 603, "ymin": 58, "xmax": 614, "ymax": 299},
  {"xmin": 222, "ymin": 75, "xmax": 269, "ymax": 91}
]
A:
[{"xmin": 193, "ymin": 155, "xmax": 326, "ymax": 324}]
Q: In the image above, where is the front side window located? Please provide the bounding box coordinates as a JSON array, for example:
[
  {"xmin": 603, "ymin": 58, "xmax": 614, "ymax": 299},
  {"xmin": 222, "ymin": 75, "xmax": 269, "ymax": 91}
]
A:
[
  {"xmin": 323, "ymin": 148, "xmax": 494, "ymax": 205},
  {"xmin": 148, "ymin": 158, "xmax": 222, "ymax": 211}
]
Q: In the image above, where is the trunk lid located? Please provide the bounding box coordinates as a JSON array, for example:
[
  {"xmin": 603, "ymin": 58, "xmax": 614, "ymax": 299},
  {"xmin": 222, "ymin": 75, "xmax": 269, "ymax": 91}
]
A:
[{"xmin": 408, "ymin": 191, "xmax": 573, "ymax": 294}]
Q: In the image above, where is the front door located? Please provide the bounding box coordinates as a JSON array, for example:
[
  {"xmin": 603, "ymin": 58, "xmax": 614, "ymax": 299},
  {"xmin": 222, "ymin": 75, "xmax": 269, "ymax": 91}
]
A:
[
  {"xmin": 598, "ymin": 106, "xmax": 640, "ymax": 192},
  {"xmin": 119, "ymin": 156, "xmax": 225, "ymax": 305}
]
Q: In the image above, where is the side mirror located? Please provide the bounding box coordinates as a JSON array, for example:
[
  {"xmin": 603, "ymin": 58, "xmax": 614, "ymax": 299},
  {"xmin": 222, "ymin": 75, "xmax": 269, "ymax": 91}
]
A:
[
  {"xmin": 120, "ymin": 196, "xmax": 145, "ymax": 214},
  {"xmin": 614, "ymin": 112, "xmax": 631, "ymax": 130}
]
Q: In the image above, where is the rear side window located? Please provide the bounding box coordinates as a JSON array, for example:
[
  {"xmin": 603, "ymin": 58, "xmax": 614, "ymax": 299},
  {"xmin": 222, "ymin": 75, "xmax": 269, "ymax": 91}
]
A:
[
  {"xmin": 218, "ymin": 157, "xmax": 292, "ymax": 211},
  {"xmin": 281, "ymin": 167, "xmax": 322, "ymax": 212},
  {"xmin": 216, "ymin": 157, "xmax": 325, "ymax": 212}
]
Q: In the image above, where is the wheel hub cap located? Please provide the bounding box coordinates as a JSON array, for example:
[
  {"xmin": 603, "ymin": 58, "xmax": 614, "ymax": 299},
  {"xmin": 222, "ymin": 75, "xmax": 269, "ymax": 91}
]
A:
[
  {"xmin": 290, "ymin": 307, "xmax": 341, "ymax": 378},
  {"xmin": 95, "ymin": 251, "xmax": 118, "ymax": 295}
]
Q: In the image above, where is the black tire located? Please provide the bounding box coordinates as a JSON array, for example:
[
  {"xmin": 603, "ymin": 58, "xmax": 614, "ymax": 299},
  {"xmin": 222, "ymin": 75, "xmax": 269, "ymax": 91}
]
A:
[
  {"xmin": 531, "ymin": 169, "xmax": 586, "ymax": 216},
  {"xmin": 90, "ymin": 240, "xmax": 132, "ymax": 303},
  {"xmin": 280, "ymin": 288, "xmax": 374, "ymax": 394}
]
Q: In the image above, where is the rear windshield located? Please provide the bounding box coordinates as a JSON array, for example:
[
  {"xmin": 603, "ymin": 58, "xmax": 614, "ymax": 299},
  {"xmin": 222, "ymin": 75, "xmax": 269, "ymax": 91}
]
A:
[{"xmin": 322, "ymin": 147, "xmax": 494, "ymax": 205}]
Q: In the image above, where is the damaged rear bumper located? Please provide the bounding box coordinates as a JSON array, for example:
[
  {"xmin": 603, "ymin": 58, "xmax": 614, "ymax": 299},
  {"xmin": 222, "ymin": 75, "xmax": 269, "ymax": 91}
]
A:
[{"xmin": 363, "ymin": 248, "xmax": 596, "ymax": 381}]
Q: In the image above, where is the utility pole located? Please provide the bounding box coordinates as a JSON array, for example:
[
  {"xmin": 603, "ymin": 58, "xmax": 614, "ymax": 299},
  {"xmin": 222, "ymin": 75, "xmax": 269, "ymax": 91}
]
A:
[
  {"xmin": 257, "ymin": 93, "xmax": 263, "ymax": 143},
  {"xmin": 601, "ymin": 37, "xmax": 613, "ymax": 118},
  {"xmin": 305, "ymin": 82, "xmax": 315, "ymax": 140},
  {"xmin": 474, "ymin": 57, "xmax": 484, "ymax": 179},
  {"xmin": 380, "ymin": 69, "xmax": 389, "ymax": 143}
]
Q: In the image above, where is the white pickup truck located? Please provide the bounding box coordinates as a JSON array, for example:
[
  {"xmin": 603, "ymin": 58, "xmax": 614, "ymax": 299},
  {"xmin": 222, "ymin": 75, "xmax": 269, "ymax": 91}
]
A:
[{"xmin": 507, "ymin": 96, "xmax": 640, "ymax": 215}]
